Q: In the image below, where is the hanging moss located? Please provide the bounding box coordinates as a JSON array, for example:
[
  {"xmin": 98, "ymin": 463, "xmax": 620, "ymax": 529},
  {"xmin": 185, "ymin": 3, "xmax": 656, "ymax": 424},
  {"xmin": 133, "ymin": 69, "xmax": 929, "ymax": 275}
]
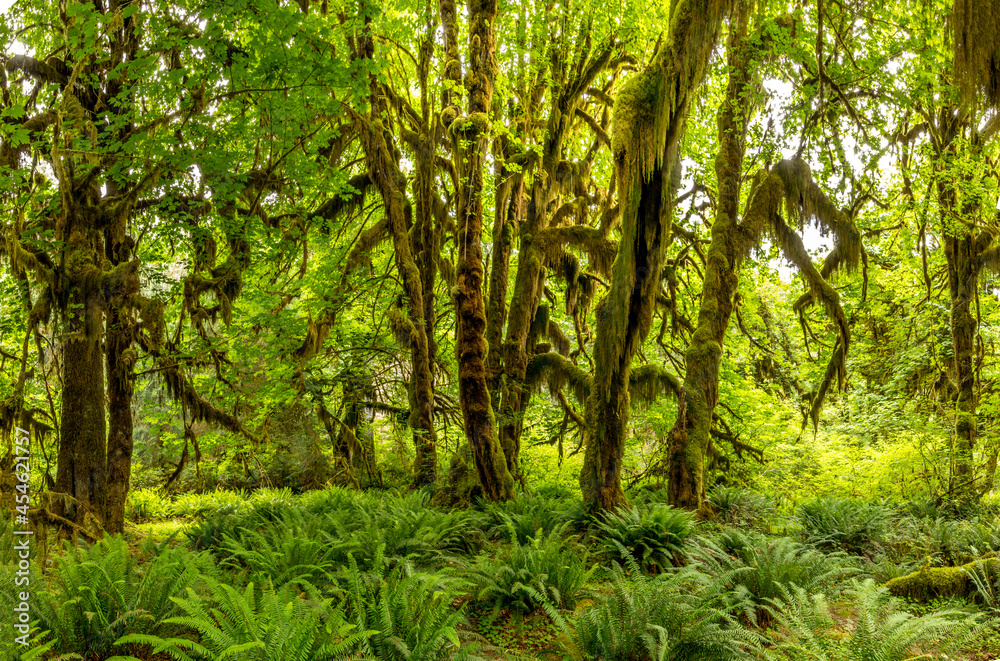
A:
[
  {"xmin": 585, "ymin": 0, "xmax": 734, "ymax": 513},
  {"xmin": 630, "ymin": 364, "xmax": 681, "ymax": 405},
  {"xmin": 953, "ymin": 0, "xmax": 1000, "ymax": 108},
  {"xmin": 526, "ymin": 351, "xmax": 593, "ymax": 404}
]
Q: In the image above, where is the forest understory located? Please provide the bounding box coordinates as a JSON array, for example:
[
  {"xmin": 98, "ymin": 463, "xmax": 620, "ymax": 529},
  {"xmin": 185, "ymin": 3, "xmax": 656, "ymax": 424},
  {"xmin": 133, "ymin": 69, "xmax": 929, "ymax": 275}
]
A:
[{"xmin": 5, "ymin": 0, "xmax": 1000, "ymax": 658}]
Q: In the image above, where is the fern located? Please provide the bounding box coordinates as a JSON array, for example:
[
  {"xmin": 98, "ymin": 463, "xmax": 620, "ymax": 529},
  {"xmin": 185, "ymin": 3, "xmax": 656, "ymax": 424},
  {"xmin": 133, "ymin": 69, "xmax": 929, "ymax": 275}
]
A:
[
  {"xmin": 963, "ymin": 555, "xmax": 1000, "ymax": 613},
  {"xmin": 766, "ymin": 578, "xmax": 983, "ymax": 661},
  {"xmin": 595, "ymin": 505, "xmax": 696, "ymax": 572},
  {"xmin": 27, "ymin": 536, "xmax": 212, "ymax": 658},
  {"xmin": 705, "ymin": 486, "xmax": 775, "ymax": 530},
  {"xmin": 466, "ymin": 524, "xmax": 596, "ymax": 620},
  {"xmin": 341, "ymin": 550, "xmax": 485, "ymax": 660},
  {"xmin": 115, "ymin": 577, "xmax": 373, "ymax": 660},
  {"xmin": 545, "ymin": 548, "xmax": 760, "ymax": 661},
  {"xmin": 479, "ymin": 492, "xmax": 585, "ymax": 544},
  {"xmin": 798, "ymin": 498, "xmax": 888, "ymax": 557},
  {"xmin": 692, "ymin": 531, "xmax": 854, "ymax": 626}
]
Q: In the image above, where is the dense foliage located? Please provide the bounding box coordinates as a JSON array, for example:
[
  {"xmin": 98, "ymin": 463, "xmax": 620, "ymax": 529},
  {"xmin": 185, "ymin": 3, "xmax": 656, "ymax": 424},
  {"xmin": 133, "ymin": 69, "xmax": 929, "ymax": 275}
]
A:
[{"xmin": 4, "ymin": 0, "xmax": 1000, "ymax": 657}]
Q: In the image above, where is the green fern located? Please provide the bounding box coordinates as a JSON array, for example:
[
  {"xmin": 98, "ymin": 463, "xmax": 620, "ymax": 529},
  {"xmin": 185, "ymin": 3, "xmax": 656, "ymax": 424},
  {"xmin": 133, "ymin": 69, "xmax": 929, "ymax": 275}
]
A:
[
  {"xmin": 480, "ymin": 492, "xmax": 585, "ymax": 544},
  {"xmin": 27, "ymin": 536, "xmax": 212, "ymax": 658},
  {"xmin": 692, "ymin": 531, "xmax": 854, "ymax": 626},
  {"xmin": 765, "ymin": 578, "xmax": 983, "ymax": 661},
  {"xmin": 466, "ymin": 524, "xmax": 596, "ymax": 619},
  {"xmin": 545, "ymin": 548, "xmax": 760, "ymax": 661},
  {"xmin": 798, "ymin": 498, "xmax": 888, "ymax": 557},
  {"xmin": 963, "ymin": 555, "xmax": 1000, "ymax": 613},
  {"xmin": 706, "ymin": 486, "xmax": 775, "ymax": 530},
  {"xmin": 595, "ymin": 505, "xmax": 696, "ymax": 572},
  {"xmin": 115, "ymin": 577, "xmax": 372, "ymax": 661},
  {"xmin": 341, "ymin": 549, "xmax": 485, "ymax": 660}
]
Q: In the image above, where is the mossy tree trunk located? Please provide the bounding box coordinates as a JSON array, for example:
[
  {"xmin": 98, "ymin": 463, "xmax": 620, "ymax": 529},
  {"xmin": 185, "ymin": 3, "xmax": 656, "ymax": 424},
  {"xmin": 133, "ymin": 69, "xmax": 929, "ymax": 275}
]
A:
[
  {"xmin": 944, "ymin": 232, "xmax": 978, "ymax": 493},
  {"xmin": 356, "ymin": 120, "xmax": 438, "ymax": 488},
  {"xmin": 352, "ymin": 10, "xmax": 439, "ymax": 490},
  {"xmin": 405, "ymin": 13, "xmax": 444, "ymax": 489},
  {"xmin": 449, "ymin": 0, "xmax": 515, "ymax": 501},
  {"xmin": 57, "ymin": 322, "xmax": 108, "ymax": 528},
  {"xmin": 667, "ymin": 4, "xmax": 754, "ymax": 512},
  {"xmin": 496, "ymin": 34, "xmax": 614, "ymax": 481},
  {"xmin": 581, "ymin": 0, "xmax": 733, "ymax": 512},
  {"xmin": 930, "ymin": 108, "xmax": 996, "ymax": 500},
  {"xmin": 102, "ymin": 0, "xmax": 139, "ymax": 535}
]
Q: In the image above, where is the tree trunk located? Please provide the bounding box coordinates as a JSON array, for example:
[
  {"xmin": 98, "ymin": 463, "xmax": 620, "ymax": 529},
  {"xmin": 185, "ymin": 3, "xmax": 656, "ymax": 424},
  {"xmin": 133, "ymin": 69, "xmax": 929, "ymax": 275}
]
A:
[
  {"xmin": 102, "ymin": 0, "xmax": 139, "ymax": 535},
  {"xmin": 944, "ymin": 233, "xmax": 978, "ymax": 494},
  {"xmin": 450, "ymin": 0, "xmax": 515, "ymax": 501},
  {"xmin": 582, "ymin": 163, "xmax": 668, "ymax": 511},
  {"xmin": 353, "ymin": 12, "xmax": 438, "ymax": 489},
  {"xmin": 56, "ymin": 326, "xmax": 107, "ymax": 527},
  {"xmin": 410, "ymin": 131, "xmax": 440, "ymax": 489},
  {"xmin": 103, "ymin": 307, "xmax": 133, "ymax": 534},
  {"xmin": 668, "ymin": 3, "xmax": 753, "ymax": 512},
  {"xmin": 356, "ymin": 123, "xmax": 437, "ymax": 488},
  {"xmin": 581, "ymin": 0, "xmax": 732, "ymax": 512}
]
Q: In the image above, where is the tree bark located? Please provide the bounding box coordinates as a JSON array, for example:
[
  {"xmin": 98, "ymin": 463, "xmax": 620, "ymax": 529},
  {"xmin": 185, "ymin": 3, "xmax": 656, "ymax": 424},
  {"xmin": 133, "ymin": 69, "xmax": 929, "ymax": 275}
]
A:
[
  {"xmin": 944, "ymin": 233, "xmax": 978, "ymax": 492},
  {"xmin": 450, "ymin": 0, "xmax": 515, "ymax": 501},
  {"xmin": 103, "ymin": 306, "xmax": 133, "ymax": 534},
  {"xmin": 668, "ymin": 3, "xmax": 754, "ymax": 512},
  {"xmin": 56, "ymin": 322, "xmax": 107, "ymax": 527},
  {"xmin": 101, "ymin": 0, "xmax": 139, "ymax": 534},
  {"xmin": 581, "ymin": 0, "xmax": 732, "ymax": 512},
  {"xmin": 353, "ymin": 10, "xmax": 438, "ymax": 489}
]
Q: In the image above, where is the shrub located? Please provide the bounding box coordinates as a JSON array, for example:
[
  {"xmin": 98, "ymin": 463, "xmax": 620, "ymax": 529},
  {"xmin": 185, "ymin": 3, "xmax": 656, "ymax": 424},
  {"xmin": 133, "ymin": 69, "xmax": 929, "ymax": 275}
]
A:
[
  {"xmin": 595, "ymin": 504, "xmax": 696, "ymax": 572},
  {"xmin": 798, "ymin": 498, "xmax": 888, "ymax": 556}
]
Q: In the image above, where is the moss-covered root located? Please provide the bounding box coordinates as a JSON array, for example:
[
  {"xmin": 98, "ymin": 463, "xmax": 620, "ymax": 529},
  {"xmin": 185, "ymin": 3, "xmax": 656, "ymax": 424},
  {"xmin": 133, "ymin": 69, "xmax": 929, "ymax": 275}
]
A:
[{"xmin": 884, "ymin": 557, "xmax": 998, "ymax": 601}]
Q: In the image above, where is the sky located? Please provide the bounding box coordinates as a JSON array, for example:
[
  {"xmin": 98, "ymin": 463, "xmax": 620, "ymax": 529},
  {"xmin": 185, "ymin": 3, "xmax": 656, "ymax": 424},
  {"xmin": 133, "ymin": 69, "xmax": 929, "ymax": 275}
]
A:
[{"xmin": 0, "ymin": 0, "xmax": 13, "ymax": 13}]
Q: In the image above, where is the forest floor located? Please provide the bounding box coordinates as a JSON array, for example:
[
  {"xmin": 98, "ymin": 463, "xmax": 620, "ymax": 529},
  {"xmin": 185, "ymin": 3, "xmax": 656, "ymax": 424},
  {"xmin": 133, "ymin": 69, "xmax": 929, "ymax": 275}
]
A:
[{"xmin": 11, "ymin": 484, "xmax": 1000, "ymax": 660}]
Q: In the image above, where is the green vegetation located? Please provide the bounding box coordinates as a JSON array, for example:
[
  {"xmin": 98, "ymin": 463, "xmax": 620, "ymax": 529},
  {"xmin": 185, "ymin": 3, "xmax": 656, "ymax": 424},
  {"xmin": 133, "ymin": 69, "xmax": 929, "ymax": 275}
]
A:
[{"xmin": 5, "ymin": 0, "xmax": 1000, "ymax": 658}]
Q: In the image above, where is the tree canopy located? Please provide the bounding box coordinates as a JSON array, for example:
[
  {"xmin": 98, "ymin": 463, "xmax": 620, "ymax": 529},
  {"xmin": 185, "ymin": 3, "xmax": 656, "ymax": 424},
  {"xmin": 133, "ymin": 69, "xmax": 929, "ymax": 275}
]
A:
[{"xmin": 3, "ymin": 0, "xmax": 1000, "ymax": 534}]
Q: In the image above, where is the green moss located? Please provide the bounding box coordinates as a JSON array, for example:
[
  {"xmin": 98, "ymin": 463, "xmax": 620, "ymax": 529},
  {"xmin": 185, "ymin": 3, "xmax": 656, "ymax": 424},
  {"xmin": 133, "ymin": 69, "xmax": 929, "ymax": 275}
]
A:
[
  {"xmin": 884, "ymin": 557, "xmax": 998, "ymax": 601},
  {"xmin": 610, "ymin": 71, "xmax": 659, "ymax": 160}
]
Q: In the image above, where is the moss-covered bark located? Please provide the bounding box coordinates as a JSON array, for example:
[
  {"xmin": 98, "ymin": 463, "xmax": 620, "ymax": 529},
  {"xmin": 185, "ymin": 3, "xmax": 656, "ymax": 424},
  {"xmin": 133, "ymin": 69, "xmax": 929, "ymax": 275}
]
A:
[
  {"xmin": 358, "ymin": 123, "xmax": 438, "ymax": 488},
  {"xmin": 56, "ymin": 290, "xmax": 108, "ymax": 528},
  {"xmin": 933, "ymin": 109, "xmax": 987, "ymax": 500},
  {"xmin": 450, "ymin": 0, "xmax": 515, "ymax": 501},
  {"xmin": 885, "ymin": 557, "xmax": 998, "ymax": 601},
  {"xmin": 581, "ymin": 0, "xmax": 733, "ymax": 512},
  {"xmin": 104, "ymin": 298, "xmax": 134, "ymax": 534},
  {"xmin": 353, "ymin": 11, "xmax": 439, "ymax": 490},
  {"xmin": 496, "ymin": 32, "xmax": 615, "ymax": 483},
  {"xmin": 667, "ymin": 4, "xmax": 753, "ymax": 513},
  {"xmin": 945, "ymin": 233, "xmax": 978, "ymax": 491},
  {"xmin": 102, "ymin": 10, "xmax": 139, "ymax": 533}
]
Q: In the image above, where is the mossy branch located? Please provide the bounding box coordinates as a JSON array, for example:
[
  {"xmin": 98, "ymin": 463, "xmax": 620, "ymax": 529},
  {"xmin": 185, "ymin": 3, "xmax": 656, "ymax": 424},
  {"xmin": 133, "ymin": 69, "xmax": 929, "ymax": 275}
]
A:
[
  {"xmin": 526, "ymin": 352, "xmax": 592, "ymax": 404},
  {"xmin": 537, "ymin": 226, "xmax": 617, "ymax": 276},
  {"xmin": 312, "ymin": 173, "xmax": 374, "ymax": 227},
  {"xmin": 630, "ymin": 363, "xmax": 681, "ymax": 404}
]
